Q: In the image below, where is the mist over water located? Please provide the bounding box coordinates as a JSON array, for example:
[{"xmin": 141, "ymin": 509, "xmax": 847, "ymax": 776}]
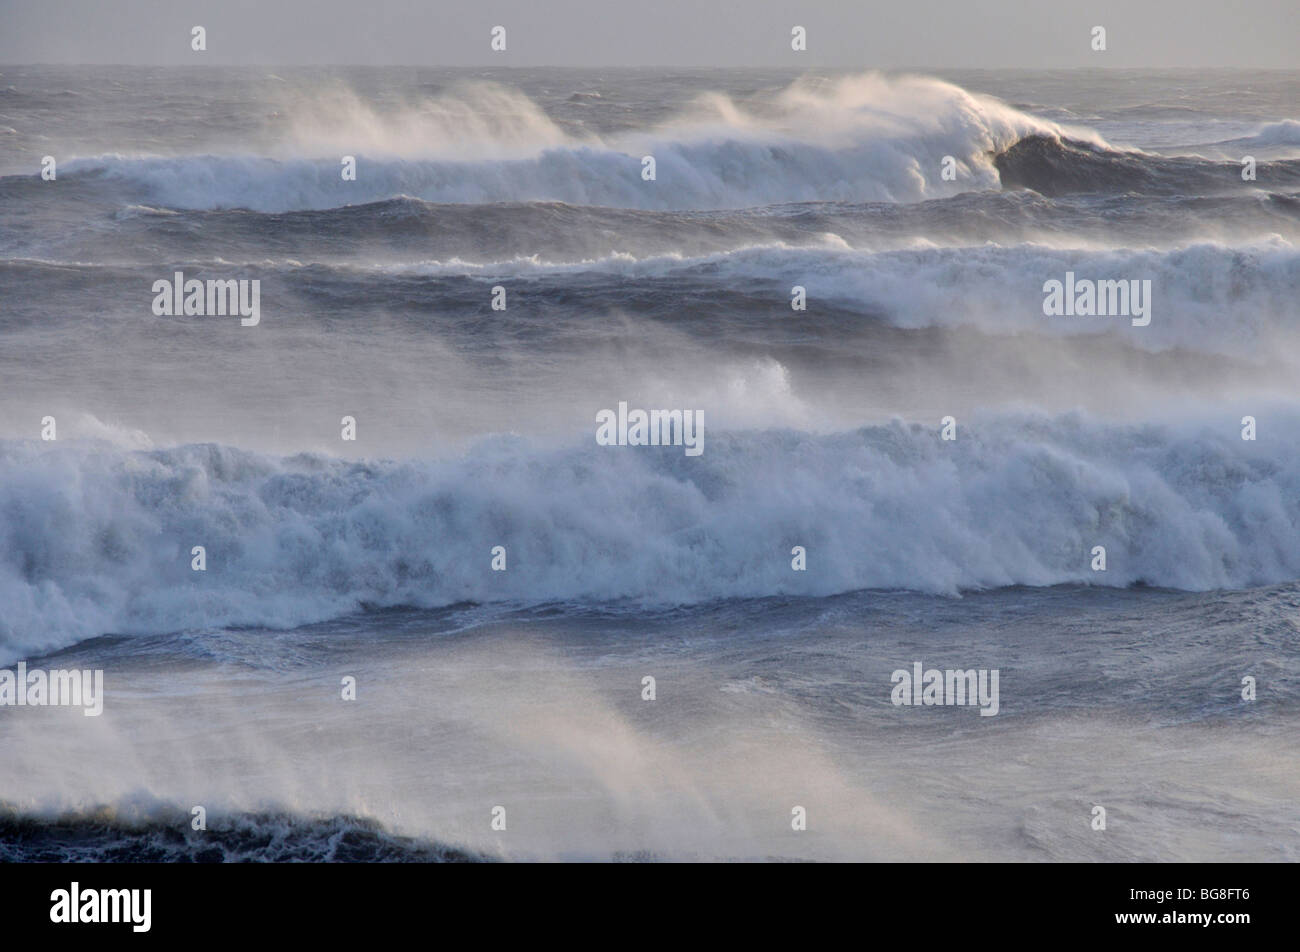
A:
[{"xmin": 1, "ymin": 66, "xmax": 1299, "ymax": 860}]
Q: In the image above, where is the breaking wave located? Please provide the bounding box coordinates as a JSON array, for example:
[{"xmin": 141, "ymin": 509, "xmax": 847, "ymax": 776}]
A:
[
  {"xmin": 45, "ymin": 73, "xmax": 1081, "ymax": 211},
  {"xmin": 5, "ymin": 412, "xmax": 1300, "ymax": 659}
]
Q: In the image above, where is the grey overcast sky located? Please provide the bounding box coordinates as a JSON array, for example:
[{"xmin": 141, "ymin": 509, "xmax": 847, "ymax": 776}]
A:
[{"xmin": 0, "ymin": 0, "xmax": 1296, "ymax": 68}]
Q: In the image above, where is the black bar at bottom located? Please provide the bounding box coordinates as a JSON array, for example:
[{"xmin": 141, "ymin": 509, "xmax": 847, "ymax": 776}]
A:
[{"xmin": 0, "ymin": 862, "xmax": 1276, "ymax": 939}]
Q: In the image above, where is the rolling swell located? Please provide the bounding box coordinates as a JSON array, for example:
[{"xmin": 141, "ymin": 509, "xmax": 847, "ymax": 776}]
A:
[
  {"xmin": 6, "ymin": 188, "xmax": 1300, "ymax": 264},
  {"xmin": 5, "ymin": 240, "xmax": 1297, "ymax": 358}
]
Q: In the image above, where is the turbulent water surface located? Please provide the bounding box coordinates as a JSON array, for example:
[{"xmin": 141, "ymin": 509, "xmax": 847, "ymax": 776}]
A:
[{"xmin": 1, "ymin": 66, "xmax": 1298, "ymax": 861}]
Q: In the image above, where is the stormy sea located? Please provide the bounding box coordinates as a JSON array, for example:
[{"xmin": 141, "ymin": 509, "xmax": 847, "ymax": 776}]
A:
[{"xmin": 1, "ymin": 65, "xmax": 1298, "ymax": 861}]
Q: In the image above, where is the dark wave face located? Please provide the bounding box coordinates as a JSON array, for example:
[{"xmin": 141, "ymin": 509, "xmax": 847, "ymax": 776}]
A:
[
  {"xmin": 2, "ymin": 65, "xmax": 1299, "ymax": 862},
  {"xmin": 0, "ymin": 808, "xmax": 487, "ymax": 862},
  {"xmin": 994, "ymin": 134, "xmax": 1300, "ymax": 196}
]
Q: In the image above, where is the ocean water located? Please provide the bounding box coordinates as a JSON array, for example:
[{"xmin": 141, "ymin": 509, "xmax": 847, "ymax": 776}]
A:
[{"xmin": 1, "ymin": 66, "xmax": 1298, "ymax": 861}]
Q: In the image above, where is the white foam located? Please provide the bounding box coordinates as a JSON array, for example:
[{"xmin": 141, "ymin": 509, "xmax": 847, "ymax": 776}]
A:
[{"xmin": 4, "ymin": 411, "xmax": 1300, "ymax": 659}]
